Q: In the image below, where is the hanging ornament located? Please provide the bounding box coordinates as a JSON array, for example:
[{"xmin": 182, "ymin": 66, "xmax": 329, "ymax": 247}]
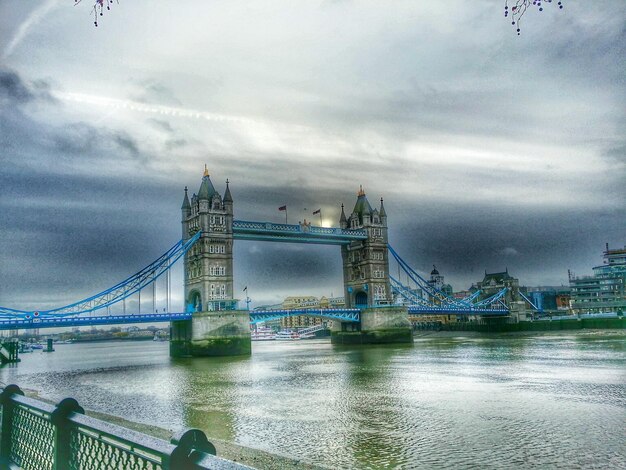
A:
[
  {"xmin": 75, "ymin": 0, "xmax": 119, "ymax": 27},
  {"xmin": 504, "ymin": 0, "xmax": 564, "ymax": 35}
]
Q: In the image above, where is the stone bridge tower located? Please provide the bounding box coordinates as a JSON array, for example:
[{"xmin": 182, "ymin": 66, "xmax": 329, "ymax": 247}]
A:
[
  {"xmin": 333, "ymin": 187, "xmax": 412, "ymax": 345},
  {"xmin": 181, "ymin": 165, "xmax": 235, "ymax": 312},
  {"xmin": 340, "ymin": 186, "xmax": 392, "ymax": 308},
  {"xmin": 171, "ymin": 167, "xmax": 251, "ymax": 358}
]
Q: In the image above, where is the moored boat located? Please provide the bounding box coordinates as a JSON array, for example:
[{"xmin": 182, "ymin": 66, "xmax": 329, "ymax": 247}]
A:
[
  {"xmin": 251, "ymin": 327, "xmax": 276, "ymax": 341},
  {"xmin": 275, "ymin": 330, "xmax": 300, "ymax": 341}
]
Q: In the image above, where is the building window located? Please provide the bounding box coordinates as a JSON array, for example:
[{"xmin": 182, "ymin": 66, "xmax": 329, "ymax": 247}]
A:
[{"xmin": 374, "ymin": 285, "xmax": 386, "ymax": 301}]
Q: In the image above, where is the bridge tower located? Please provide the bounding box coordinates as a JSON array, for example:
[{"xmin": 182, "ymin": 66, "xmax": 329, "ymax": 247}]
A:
[
  {"xmin": 333, "ymin": 187, "xmax": 412, "ymax": 345},
  {"xmin": 340, "ymin": 187, "xmax": 392, "ymax": 308},
  {"xmin": 170, "ymin": 167, "xmax": 251, "ymax": 357}
]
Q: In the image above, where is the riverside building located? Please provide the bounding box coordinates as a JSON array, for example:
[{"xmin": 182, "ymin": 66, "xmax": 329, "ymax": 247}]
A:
[{"xmin": 569, "ymin": 244, "xmax": 626, "ymax": 314}]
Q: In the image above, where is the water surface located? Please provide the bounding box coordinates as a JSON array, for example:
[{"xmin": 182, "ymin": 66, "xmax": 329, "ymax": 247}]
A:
[{"xmin": 2, "ymin": 334, "xmax": 625, "ymax": 469}]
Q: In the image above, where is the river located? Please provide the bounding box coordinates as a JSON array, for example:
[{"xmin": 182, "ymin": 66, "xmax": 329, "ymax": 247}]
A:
[{"xmin": 1, "ymin": 333, "xmax": 625, "ymax": 469}]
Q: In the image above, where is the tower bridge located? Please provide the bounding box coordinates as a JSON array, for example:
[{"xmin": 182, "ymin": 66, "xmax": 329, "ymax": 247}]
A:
[{"xmin": 0, "ymin": 167, "xmax": 513, "ymax": 356}]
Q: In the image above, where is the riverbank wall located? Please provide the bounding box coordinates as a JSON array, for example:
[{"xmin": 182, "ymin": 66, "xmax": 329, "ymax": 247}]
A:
[{"xmin": 436, "ymin": 317, "xmax": 625, "ymax": 333}]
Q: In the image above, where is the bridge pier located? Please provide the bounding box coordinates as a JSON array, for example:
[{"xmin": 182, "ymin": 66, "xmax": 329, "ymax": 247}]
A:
[
  {"xmin": 170, "ymin": 311, "xmax": 251, "ymax": 357},
  {"xmin": 331, "ymin": 306, "xmax": 413, "ymax": 345}
]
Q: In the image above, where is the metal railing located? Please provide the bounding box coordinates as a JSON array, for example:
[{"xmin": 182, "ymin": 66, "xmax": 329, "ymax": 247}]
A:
[{"xmin": 0, "ymin": 384, "xmax": 252, "ymax": 470}]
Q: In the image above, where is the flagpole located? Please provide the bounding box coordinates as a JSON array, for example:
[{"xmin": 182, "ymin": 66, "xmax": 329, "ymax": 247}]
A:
[
  {"xmin": 243, "ymin": 286, "xmax": 250, "ymax": 311},
  {"xmin": 285, "ymin": 207, "xmax": 288, "ymax": 224},
  {"xmin": 319, "ymin": 210, "xmax": 323, "ymax": 226}
]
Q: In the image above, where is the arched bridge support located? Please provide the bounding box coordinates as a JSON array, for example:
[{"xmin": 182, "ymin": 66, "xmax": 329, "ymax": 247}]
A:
[{"xmin": 331, "ymin": 306, "xmax": 413, "ymax": 345}]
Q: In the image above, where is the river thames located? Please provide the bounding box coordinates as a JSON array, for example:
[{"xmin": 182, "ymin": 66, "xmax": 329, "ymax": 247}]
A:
[{"xmin": 1, "ymin": 333, "xmax": 625, "ymax": 469}]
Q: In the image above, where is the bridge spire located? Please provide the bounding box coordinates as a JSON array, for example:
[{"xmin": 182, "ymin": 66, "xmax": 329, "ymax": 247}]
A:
[
  {"xmin": 339, "ymin": 203, "xmax": 347, "ymax": 228},
  {"xmin": 224, "ymin": 178, "xmax": 233, "ymax": 203},
  {"xmin": 181, "ymin": 186, "xmax": 191, "ymax": 213},
  {"xmin": 379, "ymin": 197, "xmax": 386, "ymax": 217},
  {"xmin": 198, "ymin": 166, "xmax": 217, "ymax": 200}
]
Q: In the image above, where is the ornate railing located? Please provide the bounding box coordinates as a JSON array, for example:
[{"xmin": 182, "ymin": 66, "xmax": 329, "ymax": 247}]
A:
[{"xmin": 0, "ymin": 385, "xmax": 251, "ymax": 470}]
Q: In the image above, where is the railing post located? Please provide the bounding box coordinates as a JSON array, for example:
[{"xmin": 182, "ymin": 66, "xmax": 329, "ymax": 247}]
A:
[
  {"xmin": 168, "ymin": 428, "xmax": 216, "ymax": 469},
  {"xmin": 0, "ymin": 384, "xmax": 24, "ymax": 462},
  {"xmin": 50, "ymin": 397, "xmax": 84, "ymax": 470}
]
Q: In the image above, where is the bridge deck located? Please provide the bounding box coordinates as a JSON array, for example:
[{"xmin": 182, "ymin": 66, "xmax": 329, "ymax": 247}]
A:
[
  {"xmin": 408, "ymin": 306, "xmax": 510, "ymax": 316},
  {"xmin": 0, "ymin": 313, "xmax": 192, "ymax": 330},
  {"xmin": 0, "ymin": 306, "xmax": 511, "ymax": 330}
]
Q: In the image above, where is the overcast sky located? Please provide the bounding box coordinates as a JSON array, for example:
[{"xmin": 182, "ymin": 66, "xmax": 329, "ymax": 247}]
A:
[{"xmin": 1, "ymin": 1, "xmax": 624, "ymax": 310}]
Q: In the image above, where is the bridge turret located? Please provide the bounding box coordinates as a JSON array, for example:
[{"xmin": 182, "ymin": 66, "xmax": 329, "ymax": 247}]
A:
[
  {"xmin": 339, "ymin": 204, "xmax": 347, "ymax": 229},
  {"xmin": 223, "ymin": 179, "xmax": 233, "ymax": 233},
  {"xmin": 181, "ymin": 187, "xmax": 191, "ymax": 240},
  {"xmin": 341, "ymin": 187, "xmax": 391, "ymax": 308},
  {"xmin": 379, "ymin": 197, "xmax": 387, "ymax": 226},
  {"xmin": 183, "ymin": 166, "xmax": 235, "ymax": 314},
  {"xmin": 173, "ymin": 168, "xmax": 250, "ymax": 358}
]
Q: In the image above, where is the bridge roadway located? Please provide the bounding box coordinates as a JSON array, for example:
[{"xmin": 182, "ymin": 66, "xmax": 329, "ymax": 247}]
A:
[{"xmin": 0, "ymin": 307, "xmax": 509, "ymax": 330}]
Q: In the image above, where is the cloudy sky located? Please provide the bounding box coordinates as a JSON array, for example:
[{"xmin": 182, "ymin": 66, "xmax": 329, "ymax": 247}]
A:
[{"xmin": 1, "ymin": 0, "xmax": 624, "ymax": 310}]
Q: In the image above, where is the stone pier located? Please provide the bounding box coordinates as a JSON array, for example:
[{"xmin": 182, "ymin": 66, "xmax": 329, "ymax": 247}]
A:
[
  {"xmin": 331, "ymin": 306, "xmax": 413, "ymax": 345},
  {"xmin": 170, "ymin": 310, "xmax": 251, "ymax": 357}
]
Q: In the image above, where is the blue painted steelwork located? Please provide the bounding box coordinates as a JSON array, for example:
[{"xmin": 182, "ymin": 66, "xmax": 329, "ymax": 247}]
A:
[
  {"xmin": 461, "ymin": 290, "xmax": 482, "ymax": 304},
  {"xmin": 388, "ymin": 245, "xmax": 475, "ymax": 309},
  {"xmin": 233, "ymin": 220, "xmax": 367, "ymax": 245},
  {"xmin": 390, "ymin": 276, "xmax": 435, "ymax": 308},
  {"xmin": 0, "ymin": 307, "xmax": 361, "ymax": 330},
  {"xmin": 250, "ymin": 308, "xmax": 360, "ymax": 324},
  {"xmin": 0, "ymin": 313, "xmax": 192, "ymax": 331},
  {"xmin": 0, "ymin": 232, "xmax": 201, "ymax": 320},
  {"xmin": 408, "ymin": 306, "xmax": 509, "ymax": 316},
  {"xmin": 519, "ymin": 291, "xmax": 543, "ymax": 313},
  {"xmin": 473, "ymin": 288, "xmax": 508, "ymax": 308},
  {"xmin": 389, "ymin": 245, "xmax": 510, "ymax": 315}
]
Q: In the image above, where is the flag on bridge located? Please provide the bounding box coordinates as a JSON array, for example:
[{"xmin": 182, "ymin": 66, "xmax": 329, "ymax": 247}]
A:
[
  {"xmin": 312, "ymin": 209, "xmax": 321, "ymax": 215},
  {"xmin": 243, "ymin": 286, "xmax": 248, "ymax": 292},
  {"xmin": 278, "ymin": 205, "xmax": 288, "ymax": 223}
]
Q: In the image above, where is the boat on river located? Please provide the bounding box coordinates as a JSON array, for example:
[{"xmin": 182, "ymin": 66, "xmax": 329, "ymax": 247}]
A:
[
  {"xmin": 251, "ymin": 327, "xmax": 276, "ymax": 341},
  {"xmin": 275, "ymin": 330, "xmax": 300, "ymax": 341}
]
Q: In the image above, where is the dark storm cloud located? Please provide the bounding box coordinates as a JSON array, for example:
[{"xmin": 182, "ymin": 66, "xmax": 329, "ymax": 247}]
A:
[
  {"xmin": 51, "ymin": 124, "xmax": 142, "ymax": 160},
  {"xmin": 0, "ymin": 167, "xmax": 183, "ymax": 307},
  {"xmin": 0, "ymin": 68, "xmax": 33, "ymax": 103},
  {"xmin": 388, "ymin": 199, "xmax": 626, "ymax": 289}
]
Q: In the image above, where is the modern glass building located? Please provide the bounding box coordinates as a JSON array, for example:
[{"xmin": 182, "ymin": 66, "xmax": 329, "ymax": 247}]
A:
[{"xmin": 569, "ymin": 244, "xmax": 626, "ymax": 314}]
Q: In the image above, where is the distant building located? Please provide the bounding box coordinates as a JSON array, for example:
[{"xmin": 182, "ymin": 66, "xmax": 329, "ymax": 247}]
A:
[
  {"xmin": 569, "ymin": 244, "xmax": 626, "ymax": 314},
  {"xmin": 525, "ymin": 286, "xmax": 571, "ymax": 313},
  {"xmin": 476, "ymin": 270, "xmax": 536, "ymax": 322},
  {"xmin": 427, "ymin": 266, "xmax": 453, "ymax": 297},
  {"xmin": 476, "ymin": 269, "xmax": 520, "ymax": 304},
  {"xmin": 256, "ymin": 295, "xmax": 345, "ymax": 329}
]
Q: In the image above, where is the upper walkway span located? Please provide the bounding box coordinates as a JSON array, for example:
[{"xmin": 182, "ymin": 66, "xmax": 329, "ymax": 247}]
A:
[{"xmin": 232, "ymin": 220, "xmax": 367, "ymax": 245}]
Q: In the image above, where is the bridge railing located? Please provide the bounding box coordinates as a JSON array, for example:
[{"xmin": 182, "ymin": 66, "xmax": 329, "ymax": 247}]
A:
[
  {"xmin": 233, "ymin": 220, "xmax": 367, "ymax": 238},
  {"xmin": 0, "ymin": 384, "xmax": 251, "ymax": 470}
]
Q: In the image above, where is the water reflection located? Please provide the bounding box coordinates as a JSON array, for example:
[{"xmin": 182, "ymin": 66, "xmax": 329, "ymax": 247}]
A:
[{"xmin": 1, "ymin": 335, "xmax": 625, "ymax": 469}]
